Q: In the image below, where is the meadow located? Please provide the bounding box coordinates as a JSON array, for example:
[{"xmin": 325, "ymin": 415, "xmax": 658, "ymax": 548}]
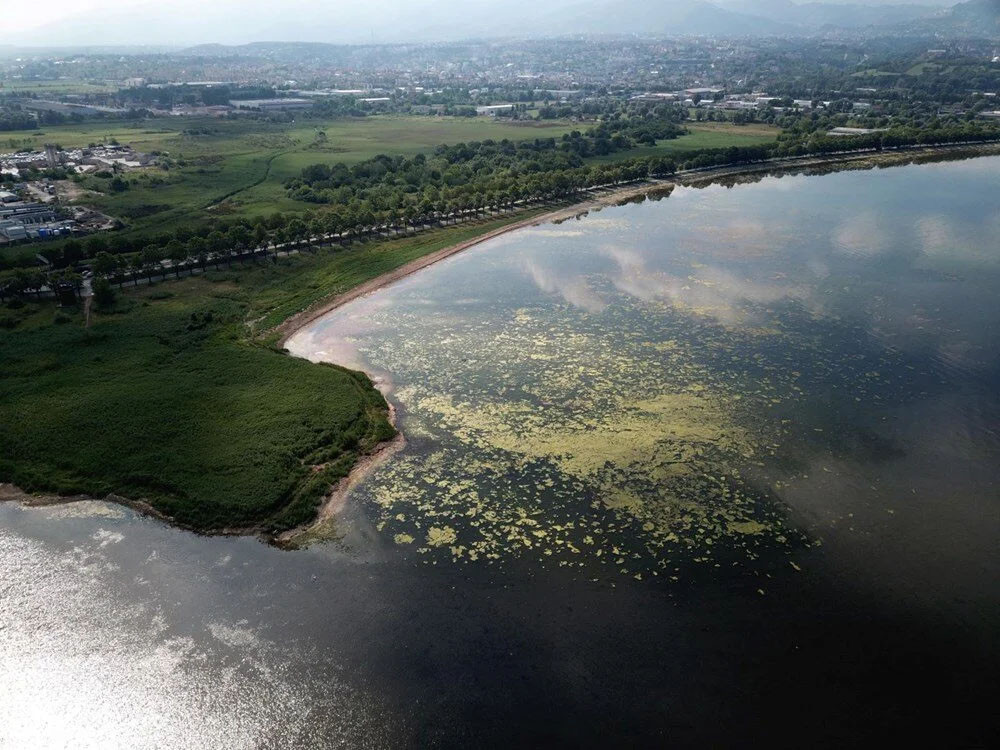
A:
[{"xmin": 585, "ymin": 121, "xmax": 779, "ymax": 164}]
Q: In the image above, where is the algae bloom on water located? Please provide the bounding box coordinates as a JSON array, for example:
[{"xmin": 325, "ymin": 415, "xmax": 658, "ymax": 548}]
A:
[{"xmin": 288, "ymin": 157, "xmax": 1000, "ymax": 583}]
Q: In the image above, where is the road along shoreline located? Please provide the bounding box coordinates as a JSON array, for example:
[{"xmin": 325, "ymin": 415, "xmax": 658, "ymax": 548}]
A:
[{"xmin": 273, "ymin": 185, "xmax": 667, "ymax": 347}]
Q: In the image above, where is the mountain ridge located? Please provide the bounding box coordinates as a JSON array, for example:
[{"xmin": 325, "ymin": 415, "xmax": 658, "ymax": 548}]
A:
[{"xmin": 13, "ymin": 1, "xmax": 1000, "ymax": 46}]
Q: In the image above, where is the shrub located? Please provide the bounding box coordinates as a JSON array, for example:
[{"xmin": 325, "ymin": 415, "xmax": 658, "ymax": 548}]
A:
[{"xmin": 92, "ymin": 277, "xmax": 116, "ymax": 309}]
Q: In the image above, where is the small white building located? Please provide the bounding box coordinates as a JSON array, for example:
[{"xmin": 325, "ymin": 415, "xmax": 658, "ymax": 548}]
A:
[
  {"xmin": 827, "ymin": 127, "xmax": 886, "ymax": 137},
  {"xmin": 475, "ymin": 104, "xmax": 515, "ymax": 116}
]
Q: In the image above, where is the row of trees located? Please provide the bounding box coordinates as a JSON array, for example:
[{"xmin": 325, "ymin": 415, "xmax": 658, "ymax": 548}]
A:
[
  {"xmin": 3, "ymin": 120, "xmax": 998, "ymax": 302},
  {"xmin": 288, "ymin": 112, "xmax": 688, "ymax": 206}
]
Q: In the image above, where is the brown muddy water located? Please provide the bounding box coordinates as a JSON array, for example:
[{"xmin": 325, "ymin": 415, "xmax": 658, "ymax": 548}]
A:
[{"xmin": 3, "ymin": 157, "xmax": 999, "ymax": 748}]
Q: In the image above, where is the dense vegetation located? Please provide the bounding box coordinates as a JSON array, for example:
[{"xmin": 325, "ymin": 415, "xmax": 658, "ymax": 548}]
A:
[
  {"xmin": 1, "ymin": 284, "xmax": 393, "ymax": 532},
  {"xmin": 286, "ymin": 112, "xmax": 685, "ymax": 205}
]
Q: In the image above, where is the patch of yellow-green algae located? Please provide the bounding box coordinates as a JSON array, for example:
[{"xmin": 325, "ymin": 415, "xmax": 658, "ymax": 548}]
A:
[
  {"xmin": 426, "ymin": 526, "xmax": 458, "ymax": 547},
  {"xmin": 340, "ymin": 296, "xmax": 806, "ymax": 578}
]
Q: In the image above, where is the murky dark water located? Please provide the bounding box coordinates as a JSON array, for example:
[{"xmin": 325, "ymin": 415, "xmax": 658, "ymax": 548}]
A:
[{"xmin": 4, "ymin": 158, "xmax": 999, "ymax": 748}]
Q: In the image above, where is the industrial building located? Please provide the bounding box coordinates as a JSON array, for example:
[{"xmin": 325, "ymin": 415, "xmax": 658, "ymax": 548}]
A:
[
  {"xmin": 475, "ymin": 104, "xmax": 516, "ymax": 116},
  {"xmin": 230, "ymin": 98, "xmax": 314, "ymax": 112},
  {"xmin": 0, "ymin": 202, "xmax": 73, "ymax": 242}
]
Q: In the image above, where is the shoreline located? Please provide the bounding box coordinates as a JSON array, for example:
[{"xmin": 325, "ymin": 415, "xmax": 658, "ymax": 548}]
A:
[
  {"xmin": 0, "ymin": 482, "xmax": 263, "ymax": 538},
  {"xmin": 272, "ymin": 140, "xmax": 1000, "ymax": 544},
  {"xmin": 273, "ymin": 185, "xmax": 668, "ymax": 347},
  {"xmin": 6, "ymin": 142, "xmax": 998, "ymax": 544},
  {"xmin": 276, "ymin": 140, "xmax": 1000, "ymax": 349},
  {"xmin": 273, "ymin": 401, "xmax": 407, "ymax": 548}
]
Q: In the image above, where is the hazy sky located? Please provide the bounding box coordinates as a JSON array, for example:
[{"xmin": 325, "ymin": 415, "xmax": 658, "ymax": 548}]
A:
[{"xmin": 5, "ymin": 0, "xmax": 959, "ymax": 46}]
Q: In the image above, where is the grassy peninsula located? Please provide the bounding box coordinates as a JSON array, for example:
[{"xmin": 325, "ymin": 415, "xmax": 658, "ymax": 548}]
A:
[{"xmin": 0, "ymin": 212, "xmax": 542, "ymax": 533}]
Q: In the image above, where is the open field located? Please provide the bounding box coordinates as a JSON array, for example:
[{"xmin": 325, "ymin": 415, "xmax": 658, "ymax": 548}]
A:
[
  {"xmin": 586, "ymin": 121, "xmax": 779, "ymax": 164},
  {"xmin": 0, "ymin": 209, "xmax": 548, "ymax": 532},
  {"xmin": 0, "ymin": 78, "xmax": 119, "ymax": 94}
]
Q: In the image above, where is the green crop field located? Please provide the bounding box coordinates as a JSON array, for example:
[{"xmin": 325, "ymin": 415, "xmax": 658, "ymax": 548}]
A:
[
  {"xmin": 0, "ymin": 208, "xmax": 548, "ymax": 532},
  {"xmin": 0, "ymin": 79, "xmax": 119, "ymax": 95}
]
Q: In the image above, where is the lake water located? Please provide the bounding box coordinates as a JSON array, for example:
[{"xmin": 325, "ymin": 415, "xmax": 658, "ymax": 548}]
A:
[{"xmin": 3, "ymin": 156, "xmax": 999, "ymax": 748}]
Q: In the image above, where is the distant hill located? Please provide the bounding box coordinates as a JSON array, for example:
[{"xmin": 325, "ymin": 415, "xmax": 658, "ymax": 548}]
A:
[
  {"xmin": 899, "ymin": 0, "xmax": 1000, "ymax": 35},
  {"xmin": 406, "ymin": 0, "xmax": 796, "ymax": 39},
  {"xmin": 943, "ymin": 0, "xmax": 1000, "ymax": 32},
  {"xmin": 13, "ymin": 1, "xmax": 1000, "ymax": 46},
  {"xmin": 721, "ymin": 1, "xmax": 942, "ymax": 29},
  {"xmin": 547, "ymin": 0, "xmax": 793, "ymax": 36}
]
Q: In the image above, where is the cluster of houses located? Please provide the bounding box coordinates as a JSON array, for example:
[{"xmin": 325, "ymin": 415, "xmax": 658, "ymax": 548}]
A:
[
  {"xmin": 0, "ymin": 143, "xmax": 153, "ymax": 180},
  {"xmin": 631, "ymin": 88, "xmax": 842, "ymax": 112}
]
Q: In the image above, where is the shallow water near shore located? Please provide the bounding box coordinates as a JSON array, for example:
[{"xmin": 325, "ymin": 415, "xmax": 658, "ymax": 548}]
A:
[{"xmin": 4, "ymin": 157, "xmax": 1000, "ymax": 747}]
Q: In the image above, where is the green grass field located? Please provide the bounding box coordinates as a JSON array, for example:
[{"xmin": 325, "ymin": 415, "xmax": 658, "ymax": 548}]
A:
[
  {"xmin": 585, "ymin": 122, "xmax": 779, "ymax": 164},
  {"xmin": 904, "ymin": 62, "xmax": 946, "ymax": 76},
  {"xmin": 0, "ymin": 209, "xmax": 547, "ymax": 532},
  {"xmin": 0, "ymin": 79, "xmax": 119, "ymax": 95}
]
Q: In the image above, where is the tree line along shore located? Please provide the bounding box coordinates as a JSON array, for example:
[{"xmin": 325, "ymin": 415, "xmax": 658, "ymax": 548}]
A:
[{"xmin": 3, "ymin": 114, "xmax": 997, "ymax": 303}]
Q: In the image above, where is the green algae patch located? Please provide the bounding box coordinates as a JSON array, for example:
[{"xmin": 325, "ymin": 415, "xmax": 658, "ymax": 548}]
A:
[
  {"xmin": 287, "ymin": 162, "xmax": 985, "ymax": 581},
  {"xmin": 603, "ymin": 491, "xmax": 644, "ymax": 513},
  {"xmin": 426, "ymin": 526, "xmax": 458, "ymax": 547},
  {"xmin": 314, "ymin": 292, "xmax": 815, "ymax": 578},
  {"xmin": 729, "ymin": 520, "xmax": 768, "ymax": 535}
]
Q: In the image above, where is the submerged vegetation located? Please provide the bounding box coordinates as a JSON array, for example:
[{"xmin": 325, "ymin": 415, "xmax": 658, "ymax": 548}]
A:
[
  {"xmin": 329, "ymin": 299, "xmax": 811, "ymax": 578},
  {"xmin": 290, "ymin": 155, "xmax": 987, "ymax": 578}
]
